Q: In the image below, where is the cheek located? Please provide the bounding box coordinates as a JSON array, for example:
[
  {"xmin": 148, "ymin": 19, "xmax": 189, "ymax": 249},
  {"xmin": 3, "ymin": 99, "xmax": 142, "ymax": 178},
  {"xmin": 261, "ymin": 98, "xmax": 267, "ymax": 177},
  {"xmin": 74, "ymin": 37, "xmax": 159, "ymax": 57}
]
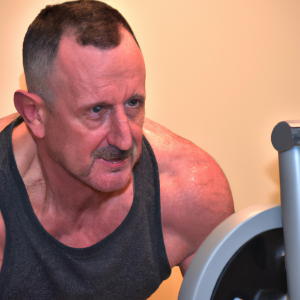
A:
[
  {"xmin": 46, "ymin": 116, "xmax": 95, "ymax": 149},
  {"xmin": 44, "ymin": 120, "xmax": 88, "ymax": 162}
]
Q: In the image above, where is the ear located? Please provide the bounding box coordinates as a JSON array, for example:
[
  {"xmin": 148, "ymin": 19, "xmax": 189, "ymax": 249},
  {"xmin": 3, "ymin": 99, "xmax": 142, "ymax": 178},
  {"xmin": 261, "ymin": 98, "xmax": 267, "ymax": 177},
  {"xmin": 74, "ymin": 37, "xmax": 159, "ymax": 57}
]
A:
[{"xmin": 14, "ymin": 90, "xmax": 45, "ymax": 139}]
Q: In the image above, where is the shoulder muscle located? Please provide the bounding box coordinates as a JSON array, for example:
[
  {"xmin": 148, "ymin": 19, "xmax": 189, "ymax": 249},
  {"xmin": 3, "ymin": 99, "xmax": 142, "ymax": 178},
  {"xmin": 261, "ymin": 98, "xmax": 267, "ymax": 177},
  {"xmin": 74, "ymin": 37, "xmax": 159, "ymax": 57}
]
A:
[{"xmin": 143, "ymin": 118, "xmax": 234, "ymax": 273}]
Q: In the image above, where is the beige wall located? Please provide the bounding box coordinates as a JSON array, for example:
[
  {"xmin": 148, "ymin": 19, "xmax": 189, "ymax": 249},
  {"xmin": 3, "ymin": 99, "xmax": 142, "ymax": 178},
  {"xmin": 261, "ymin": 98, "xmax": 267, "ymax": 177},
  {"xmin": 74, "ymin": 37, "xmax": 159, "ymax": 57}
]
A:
[{"xmin": 1, "ymin": 0, "xmax": 300, "ymax": 299}]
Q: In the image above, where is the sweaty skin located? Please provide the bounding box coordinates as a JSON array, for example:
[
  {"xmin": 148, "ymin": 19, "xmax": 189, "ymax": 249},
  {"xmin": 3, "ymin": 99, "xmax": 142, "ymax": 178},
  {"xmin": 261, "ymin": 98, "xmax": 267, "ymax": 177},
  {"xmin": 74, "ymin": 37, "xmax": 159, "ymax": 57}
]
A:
[{"xmin": 0, "ymin": 28, "xmax": 234, "ymax": 276}]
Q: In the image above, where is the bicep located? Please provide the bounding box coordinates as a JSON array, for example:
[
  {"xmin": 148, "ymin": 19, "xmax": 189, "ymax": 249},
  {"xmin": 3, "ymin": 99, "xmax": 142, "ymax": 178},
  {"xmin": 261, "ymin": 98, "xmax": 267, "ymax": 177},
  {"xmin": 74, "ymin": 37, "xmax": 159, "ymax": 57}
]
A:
[{"xmin": 176, "ymin": 154, "xmax": 234, "ymax": 274}]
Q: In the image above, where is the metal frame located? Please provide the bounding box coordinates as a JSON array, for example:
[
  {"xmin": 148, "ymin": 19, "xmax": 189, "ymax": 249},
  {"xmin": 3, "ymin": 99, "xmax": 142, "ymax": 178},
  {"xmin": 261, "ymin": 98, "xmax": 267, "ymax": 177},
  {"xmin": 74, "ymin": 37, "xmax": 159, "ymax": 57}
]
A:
[
  {"xmin": 272, "ymin": 121, "xmax": 300, "ymax": 300},
  {"xmin": 178, "ymin": 204, "xmax": 282, "ymax": 300}
]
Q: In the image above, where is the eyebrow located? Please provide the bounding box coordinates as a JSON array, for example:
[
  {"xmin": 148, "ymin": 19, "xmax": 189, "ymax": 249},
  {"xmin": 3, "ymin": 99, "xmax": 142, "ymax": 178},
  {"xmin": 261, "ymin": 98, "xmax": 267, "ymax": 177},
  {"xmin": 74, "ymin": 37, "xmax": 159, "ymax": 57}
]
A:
[
  {"xmin": 127, "ymin": 93, "xmax": 145, "ymax": 101},
  {"xmin": 78, "ymin": 93, "xmax": 145, "ymax": 110}
]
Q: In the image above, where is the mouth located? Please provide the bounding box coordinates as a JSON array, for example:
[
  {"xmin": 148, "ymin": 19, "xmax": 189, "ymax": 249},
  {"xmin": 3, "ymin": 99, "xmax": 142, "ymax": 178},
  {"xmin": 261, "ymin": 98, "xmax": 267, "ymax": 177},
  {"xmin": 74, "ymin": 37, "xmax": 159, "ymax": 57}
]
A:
[
  {"xmin": 102, "ymin": 157, "xmax": 127, "ymax": 164},
  {"xmin": 96, "ymin": 156, "xmax": 130, "ymax": 169}
]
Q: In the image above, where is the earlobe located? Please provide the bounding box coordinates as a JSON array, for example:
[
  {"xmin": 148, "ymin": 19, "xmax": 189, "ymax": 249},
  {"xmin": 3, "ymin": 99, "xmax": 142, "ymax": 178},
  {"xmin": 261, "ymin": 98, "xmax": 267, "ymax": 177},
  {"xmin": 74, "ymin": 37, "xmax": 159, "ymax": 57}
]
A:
[{"xmin": 14, "ymin": 90, "xmax": 45, "ymax": 139}]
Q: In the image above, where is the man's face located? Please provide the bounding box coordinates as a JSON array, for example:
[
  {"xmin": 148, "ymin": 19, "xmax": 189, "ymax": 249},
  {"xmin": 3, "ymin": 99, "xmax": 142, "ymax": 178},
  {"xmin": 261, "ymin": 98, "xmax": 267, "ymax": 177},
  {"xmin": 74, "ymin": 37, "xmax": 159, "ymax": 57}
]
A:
[{"xmin": 42, "ymin": 28, "xmax": 146, "ymax": 193}]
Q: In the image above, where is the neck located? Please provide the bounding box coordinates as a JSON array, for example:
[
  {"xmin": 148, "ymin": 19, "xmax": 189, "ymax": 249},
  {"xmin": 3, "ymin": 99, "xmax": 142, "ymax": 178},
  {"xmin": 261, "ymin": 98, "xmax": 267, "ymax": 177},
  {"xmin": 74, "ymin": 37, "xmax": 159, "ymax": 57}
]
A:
[
  {"xmin": 33, "ymin": 151, "xmax": 134, "ymax": 246},
  {"xmin": 12, "ymin": 121, "xmax": 134, "ymax": 247}
]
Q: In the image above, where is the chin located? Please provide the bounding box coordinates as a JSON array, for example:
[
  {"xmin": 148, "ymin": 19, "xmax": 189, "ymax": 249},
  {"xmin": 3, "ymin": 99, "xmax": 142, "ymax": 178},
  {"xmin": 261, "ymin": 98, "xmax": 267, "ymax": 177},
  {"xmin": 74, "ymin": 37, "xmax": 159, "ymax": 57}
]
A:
[{"xmin": 87, "ymin": 172, "xmax": 132, "ymax": 193}]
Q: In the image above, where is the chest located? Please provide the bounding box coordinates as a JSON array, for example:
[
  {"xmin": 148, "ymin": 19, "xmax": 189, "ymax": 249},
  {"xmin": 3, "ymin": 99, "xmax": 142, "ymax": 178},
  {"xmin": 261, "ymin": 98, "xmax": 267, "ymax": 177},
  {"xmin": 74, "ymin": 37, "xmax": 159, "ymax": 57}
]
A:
[
  {"xmin": 0, "ymin": 191, "xmax": 169, "ymax": 300},
  {"xmin": 24, "ymin": 164, "xmax": 192, "ymax": 267},
  {"xmin": 28, "ymin": 183, "xmax": 135, "ymax": 248}
]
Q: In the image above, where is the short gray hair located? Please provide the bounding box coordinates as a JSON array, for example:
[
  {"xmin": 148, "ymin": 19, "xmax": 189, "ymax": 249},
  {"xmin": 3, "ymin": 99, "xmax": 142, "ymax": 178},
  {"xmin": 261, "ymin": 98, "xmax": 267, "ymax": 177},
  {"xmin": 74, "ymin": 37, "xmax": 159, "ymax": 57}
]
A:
[{"xmin": 23, "ymin": 0, "xmax": 139, "ymax": 107}]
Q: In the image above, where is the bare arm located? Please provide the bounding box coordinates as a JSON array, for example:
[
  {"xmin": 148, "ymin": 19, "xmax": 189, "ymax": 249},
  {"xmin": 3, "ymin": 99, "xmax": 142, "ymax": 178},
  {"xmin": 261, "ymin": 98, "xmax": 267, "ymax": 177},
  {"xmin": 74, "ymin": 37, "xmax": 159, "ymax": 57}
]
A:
[
  {"xmin": 176, "ymin": 152, "xmax": 234, "ymax": 275},
  {"xmin": 143, "ymin": 118, "xmax": 234, "ymax": 275}
]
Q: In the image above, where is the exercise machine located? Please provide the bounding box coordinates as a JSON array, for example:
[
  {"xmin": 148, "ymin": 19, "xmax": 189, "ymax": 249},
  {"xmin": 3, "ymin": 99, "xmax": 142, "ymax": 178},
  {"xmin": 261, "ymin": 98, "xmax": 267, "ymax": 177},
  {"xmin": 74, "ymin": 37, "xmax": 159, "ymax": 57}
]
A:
[{"xmin": 178, "ymin": 121, "xmax": 300, "ymax": 300}]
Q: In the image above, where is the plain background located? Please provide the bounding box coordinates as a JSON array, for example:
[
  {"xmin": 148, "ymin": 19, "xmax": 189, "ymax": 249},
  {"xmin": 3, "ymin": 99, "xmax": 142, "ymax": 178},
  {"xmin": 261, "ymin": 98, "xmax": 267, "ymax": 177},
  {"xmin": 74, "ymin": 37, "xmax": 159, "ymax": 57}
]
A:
[{"xmin": 1, "ymin": 1, "xmax": 300, "ymax": 299}]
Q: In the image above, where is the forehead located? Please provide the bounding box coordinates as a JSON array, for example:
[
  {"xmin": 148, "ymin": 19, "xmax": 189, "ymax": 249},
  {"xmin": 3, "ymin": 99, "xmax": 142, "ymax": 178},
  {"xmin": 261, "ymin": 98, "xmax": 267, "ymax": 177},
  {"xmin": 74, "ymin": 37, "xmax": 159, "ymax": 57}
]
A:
[{"xmin": 51, "ymin": 27, "xmax": 145, "ymax": 95}]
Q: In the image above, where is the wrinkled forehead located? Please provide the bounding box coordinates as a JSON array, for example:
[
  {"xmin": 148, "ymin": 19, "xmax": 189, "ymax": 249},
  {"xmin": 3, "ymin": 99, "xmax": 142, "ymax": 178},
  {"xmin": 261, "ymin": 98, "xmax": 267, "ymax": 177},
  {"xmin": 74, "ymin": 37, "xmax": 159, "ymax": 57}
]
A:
[{"xmin": 51, "ymin": 27, "xmax": 145, "ymax": 84}]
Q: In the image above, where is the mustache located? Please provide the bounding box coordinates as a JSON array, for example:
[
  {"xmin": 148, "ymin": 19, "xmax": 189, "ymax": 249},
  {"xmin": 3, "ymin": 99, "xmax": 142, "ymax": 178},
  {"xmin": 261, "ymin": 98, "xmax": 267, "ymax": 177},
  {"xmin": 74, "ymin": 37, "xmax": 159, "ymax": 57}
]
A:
[{"xmin": 91, "ymin": 145, "xmax": 134, "ymax": 161}]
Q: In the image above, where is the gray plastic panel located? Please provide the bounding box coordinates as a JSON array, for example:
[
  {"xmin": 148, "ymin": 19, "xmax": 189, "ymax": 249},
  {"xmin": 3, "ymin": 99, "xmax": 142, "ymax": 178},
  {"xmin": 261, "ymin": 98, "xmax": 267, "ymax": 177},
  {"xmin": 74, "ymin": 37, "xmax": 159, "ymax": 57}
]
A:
[{"xmin": 178, "ymin": 204, "xmax": 282, "ymax": 300}]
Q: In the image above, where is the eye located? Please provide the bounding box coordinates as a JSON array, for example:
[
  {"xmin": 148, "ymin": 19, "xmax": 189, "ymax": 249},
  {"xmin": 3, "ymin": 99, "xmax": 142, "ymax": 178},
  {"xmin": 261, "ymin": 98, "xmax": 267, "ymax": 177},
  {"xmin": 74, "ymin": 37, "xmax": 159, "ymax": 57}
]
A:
[
  {"xmin": 92, "ymin": 106, "xmax": 102, "ymax": 113},
  {"xmin": 127, "ymin": 99, "xmax": 139, "ymax": 107}
]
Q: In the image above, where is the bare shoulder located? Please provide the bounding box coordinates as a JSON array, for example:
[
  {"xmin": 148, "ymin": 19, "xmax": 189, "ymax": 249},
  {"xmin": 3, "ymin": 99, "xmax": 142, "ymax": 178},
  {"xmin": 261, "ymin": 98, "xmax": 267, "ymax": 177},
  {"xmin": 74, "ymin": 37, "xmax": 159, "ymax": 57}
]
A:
[
  {"xmin": 143, "ymin": 118, "xmax": 216, "ymax": 175},
  {"xmin": 143, "ymin": 118, "xmax": 234, "ymax": 272},
  {"xmin": 0, "ymin": 113, "xmax": 20, "ymax": 132},
  {"xmin": 0, "ymin": 113, "xmax": 38, "ymax": 179},
  {"xmin": 143, "ymin": 118, "xmax": 233, "ymax": 203},
  {"xmin": 0, "ymin": 113, "xmax": 13, "ymax": 269}
]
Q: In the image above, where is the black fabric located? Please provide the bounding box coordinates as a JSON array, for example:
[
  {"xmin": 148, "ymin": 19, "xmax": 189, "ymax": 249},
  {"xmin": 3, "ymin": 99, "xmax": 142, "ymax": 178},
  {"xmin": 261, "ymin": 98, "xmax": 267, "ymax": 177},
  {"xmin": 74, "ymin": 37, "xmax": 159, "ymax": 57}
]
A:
[{"xmin": 0, "ymin": 119, "xmax": 171, "ymax": 300}]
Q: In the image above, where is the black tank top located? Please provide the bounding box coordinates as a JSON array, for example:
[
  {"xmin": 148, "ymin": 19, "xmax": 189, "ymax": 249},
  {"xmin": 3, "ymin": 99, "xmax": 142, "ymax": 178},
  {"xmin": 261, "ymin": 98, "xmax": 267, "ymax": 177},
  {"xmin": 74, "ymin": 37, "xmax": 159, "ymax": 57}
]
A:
[{"xmin": 0, "ymin": 118, "xmax": 171, "ymax": 300}]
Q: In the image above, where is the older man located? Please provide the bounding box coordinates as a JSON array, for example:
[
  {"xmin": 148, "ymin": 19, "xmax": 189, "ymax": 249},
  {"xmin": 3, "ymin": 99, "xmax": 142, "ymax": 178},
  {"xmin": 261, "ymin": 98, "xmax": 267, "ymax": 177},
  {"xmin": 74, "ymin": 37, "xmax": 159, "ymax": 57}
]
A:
[{"xmin": 0, "ymin": 1, "xmax": 233, "ymax": 299}]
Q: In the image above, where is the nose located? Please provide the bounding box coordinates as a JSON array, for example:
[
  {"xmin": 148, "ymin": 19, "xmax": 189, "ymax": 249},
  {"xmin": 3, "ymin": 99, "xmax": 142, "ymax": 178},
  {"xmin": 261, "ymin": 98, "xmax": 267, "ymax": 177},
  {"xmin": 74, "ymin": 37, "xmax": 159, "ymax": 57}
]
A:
[{"xmin": 106, "ymin": 107, "xmax": 133, "ymax": 151}]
